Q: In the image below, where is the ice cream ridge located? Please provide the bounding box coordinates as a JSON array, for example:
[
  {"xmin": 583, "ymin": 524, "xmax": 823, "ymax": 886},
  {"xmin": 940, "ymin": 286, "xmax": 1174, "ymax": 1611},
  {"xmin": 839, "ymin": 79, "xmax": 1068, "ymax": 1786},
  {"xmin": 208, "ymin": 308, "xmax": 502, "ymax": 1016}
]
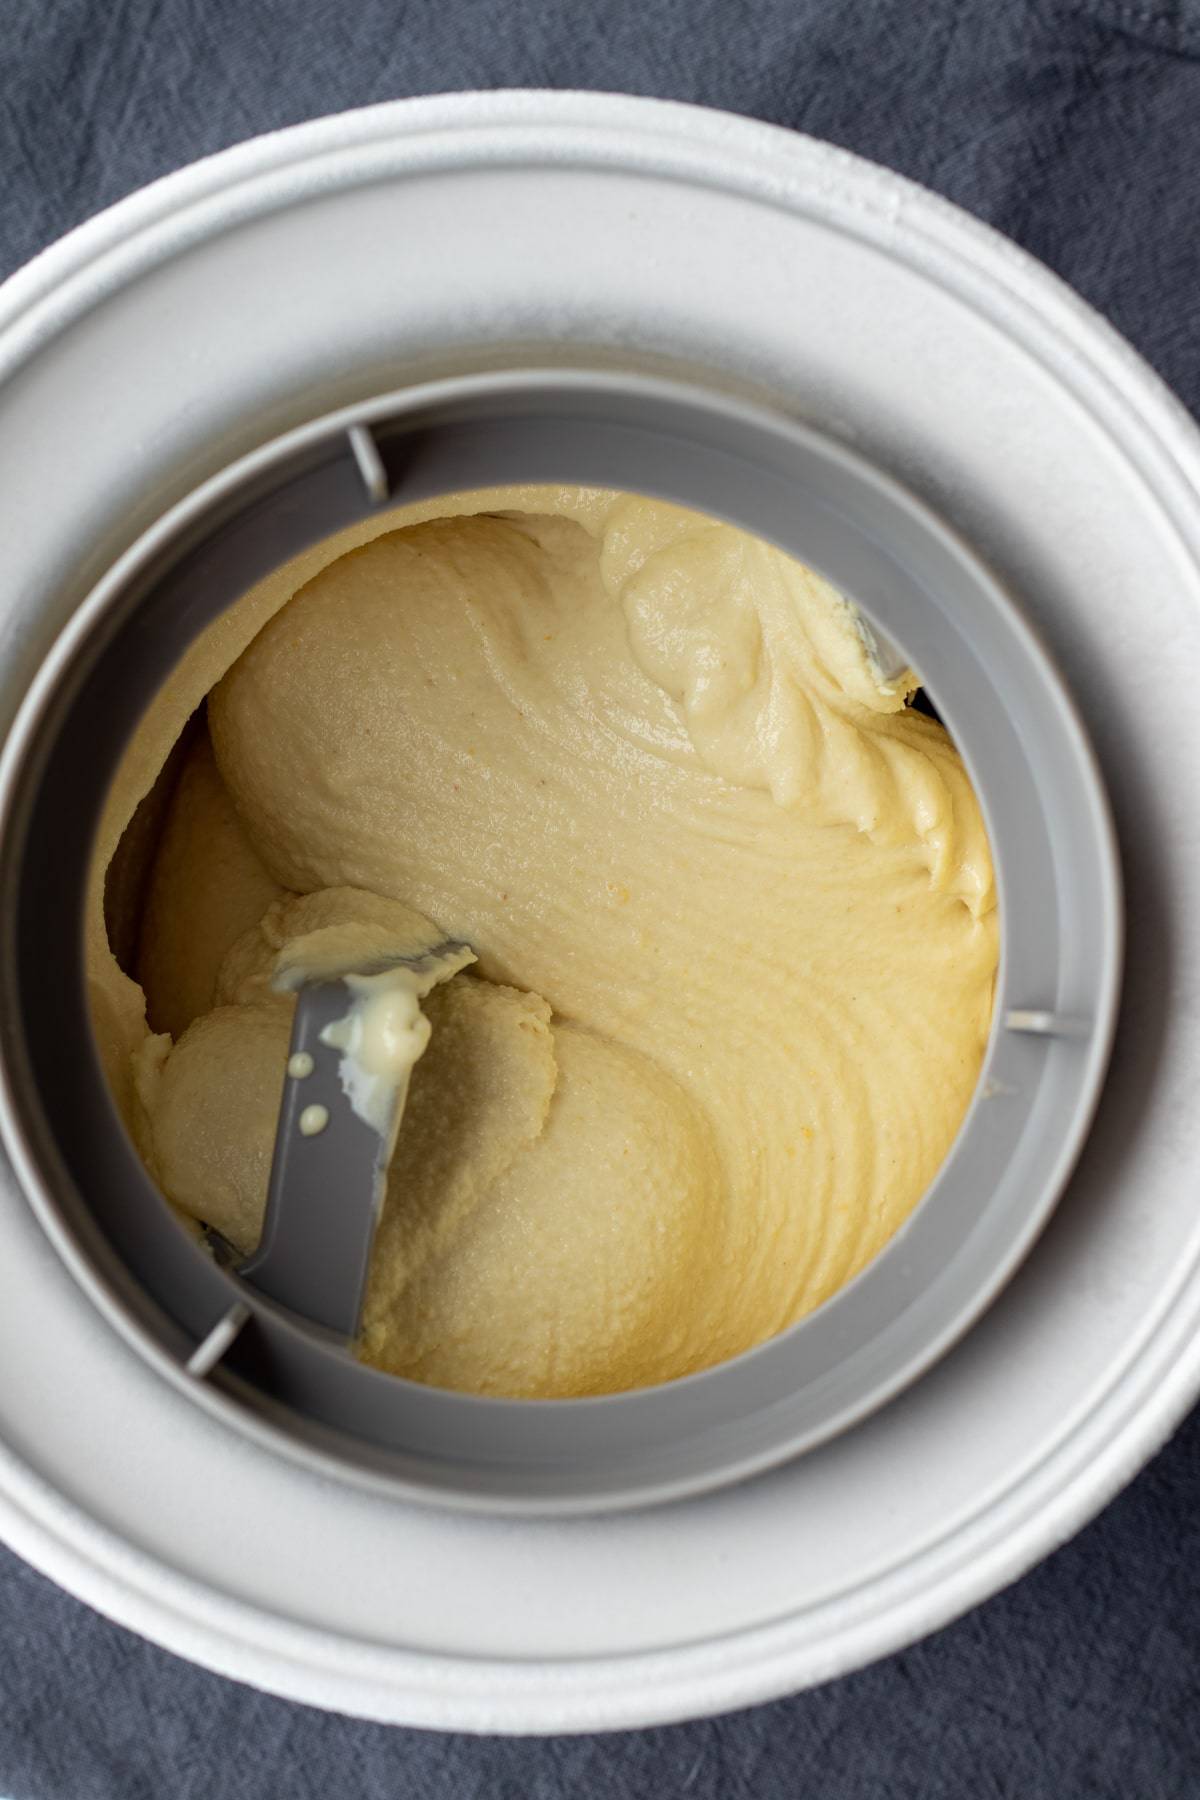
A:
[{"xmin": 89, "ymin": 486, "xmax": 999, "ymax": 1399}]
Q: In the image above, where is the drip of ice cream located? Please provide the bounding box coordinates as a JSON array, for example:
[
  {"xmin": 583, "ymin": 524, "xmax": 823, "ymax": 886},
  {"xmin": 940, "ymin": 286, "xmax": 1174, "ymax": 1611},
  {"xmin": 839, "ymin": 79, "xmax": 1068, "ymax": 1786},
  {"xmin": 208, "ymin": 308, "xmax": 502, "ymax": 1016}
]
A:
[{"xmin": 275, "ymin": 921, "xmax": 474, "ymax": 1149}]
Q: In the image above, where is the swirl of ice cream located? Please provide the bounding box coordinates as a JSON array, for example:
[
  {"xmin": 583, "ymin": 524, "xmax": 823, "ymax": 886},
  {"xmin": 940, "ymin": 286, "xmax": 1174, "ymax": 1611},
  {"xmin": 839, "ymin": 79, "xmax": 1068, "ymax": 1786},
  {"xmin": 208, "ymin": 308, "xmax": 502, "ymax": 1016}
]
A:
[{"xmin": 97, "ymin": 486, "xmax": 997, "ymax": 1398}]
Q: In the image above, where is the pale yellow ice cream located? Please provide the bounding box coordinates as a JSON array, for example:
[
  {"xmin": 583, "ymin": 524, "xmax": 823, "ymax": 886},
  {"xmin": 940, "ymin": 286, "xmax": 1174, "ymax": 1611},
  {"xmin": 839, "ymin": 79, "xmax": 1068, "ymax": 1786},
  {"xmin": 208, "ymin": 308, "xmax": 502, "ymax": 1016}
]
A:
[{"xmin": 93, "ymin": 486, "xmax": 998, "ymax": 1398}]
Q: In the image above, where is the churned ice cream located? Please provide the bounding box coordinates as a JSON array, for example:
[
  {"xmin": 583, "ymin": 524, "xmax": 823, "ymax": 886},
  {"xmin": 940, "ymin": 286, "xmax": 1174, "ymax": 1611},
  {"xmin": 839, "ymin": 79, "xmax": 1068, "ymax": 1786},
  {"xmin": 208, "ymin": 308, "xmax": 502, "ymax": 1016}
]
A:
[{"xmin": 90, "ymin": 486, "xmax": 998, "ymax": 1398}]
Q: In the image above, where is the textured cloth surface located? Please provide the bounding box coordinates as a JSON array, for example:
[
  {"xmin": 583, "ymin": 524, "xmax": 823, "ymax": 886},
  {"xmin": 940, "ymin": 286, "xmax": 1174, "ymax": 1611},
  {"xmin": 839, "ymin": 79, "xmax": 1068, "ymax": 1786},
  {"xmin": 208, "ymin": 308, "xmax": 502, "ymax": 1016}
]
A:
[{"xmin": 2, "ymin": 1, "xmax": 1200, "ymax": 1793}]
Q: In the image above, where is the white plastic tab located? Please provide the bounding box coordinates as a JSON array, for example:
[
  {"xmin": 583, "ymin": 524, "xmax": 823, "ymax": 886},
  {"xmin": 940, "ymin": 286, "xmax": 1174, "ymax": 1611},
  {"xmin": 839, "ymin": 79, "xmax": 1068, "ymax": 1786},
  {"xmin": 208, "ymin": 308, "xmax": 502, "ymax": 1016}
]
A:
[
  {"xmin": 347, "ymin": 424, "xmax": 389, "ymax": 503},
  {"xmin": 1005, "ymin": 1009, "xmax": 1090, "ymax": 1038},
  {"xmin": 186, "ymin": 1302, "xmax": 251, "ymax": 1379}
]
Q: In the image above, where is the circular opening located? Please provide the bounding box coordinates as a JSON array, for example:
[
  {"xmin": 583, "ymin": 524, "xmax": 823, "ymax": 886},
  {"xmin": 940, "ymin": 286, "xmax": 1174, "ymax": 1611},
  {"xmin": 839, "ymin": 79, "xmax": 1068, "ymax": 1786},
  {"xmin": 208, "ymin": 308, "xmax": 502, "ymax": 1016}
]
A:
[{"xmin": 0, "ymin": 369, "xmax": 1122, "ymax": 1513}]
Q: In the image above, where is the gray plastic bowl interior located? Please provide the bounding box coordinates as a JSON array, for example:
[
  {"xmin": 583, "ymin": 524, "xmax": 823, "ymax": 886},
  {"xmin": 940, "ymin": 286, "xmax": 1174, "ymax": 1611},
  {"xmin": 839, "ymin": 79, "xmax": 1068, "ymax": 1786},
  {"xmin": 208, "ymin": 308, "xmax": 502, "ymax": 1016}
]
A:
[{"xmin": 0, "ymin": 368, "xmax": 1122, "ymax": 1515}]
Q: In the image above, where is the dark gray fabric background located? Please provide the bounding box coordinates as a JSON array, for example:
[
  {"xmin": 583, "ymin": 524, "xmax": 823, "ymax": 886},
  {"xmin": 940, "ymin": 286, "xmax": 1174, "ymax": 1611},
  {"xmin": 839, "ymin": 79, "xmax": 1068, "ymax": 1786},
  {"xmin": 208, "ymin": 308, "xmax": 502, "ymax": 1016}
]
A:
[{"xmin": 2, "ymin": 1, "xmax": 1200, "ymax": 1794}]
